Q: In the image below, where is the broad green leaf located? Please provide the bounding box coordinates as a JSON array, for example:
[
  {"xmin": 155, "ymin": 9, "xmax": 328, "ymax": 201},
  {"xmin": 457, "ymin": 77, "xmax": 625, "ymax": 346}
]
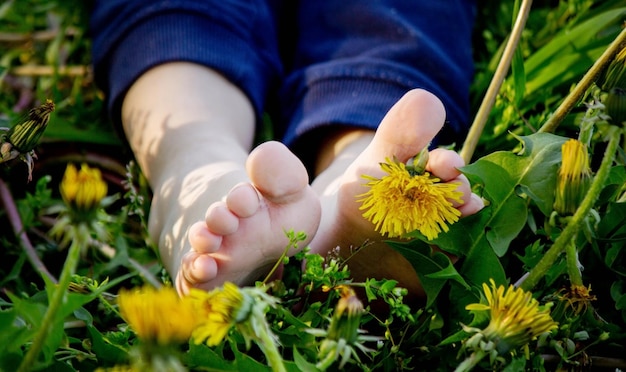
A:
[
  {"xmin": 615, "ymin": 292, "xmax": 626, "ymax": 311},
  {"xmin": 503, "ymin": 355, "xmax": 529, "ymax": 372},
  {"xmin": 0, "ymin": 308, "xmax": 29, "ymax": 357},
  {"xmin": 293, "ymin": 348, "xmax": 321, "ymax": 372},
  {"xmin": 407, "ymin": 209, "xmax": 490, "ymax": 257},
  {"xmin": 86, "ymin": 326, "xmax": 129, "ymax": 365},
  {"xmin": 598, "ymin": 202, "xmax": 626, "ymax": 239},
  {"xmin": 599, "ymin": 166, "xmax": 626, "ymax": 204},
  {"xmin": 4, "ymin": 292, "xmax": 47, "ymax": 351},
  {"xmin": 605, "ymin": 245, "xmax": 626, "ymax": 276},
  {"xmin": 4, "ymin": 290, "xmax": 63, "ymax": 365},
  {"xmin": 424, "ymin": 265, "xmax": 468, "ymax": 283},
  {"xmin": 230, "ymin": 340, "xmax": 273, "ymax": 372},
  {"xmin": 185, "ymin": 342, "xmax": 240, "ymax": 371},
  {"xmin": 403, "ymin": 207, "xmax": 506, "ymax": 289},
  {"xmin": 389, "ymin": 242, "xmax": 467, "ymax": 308},
  {"xmin": 440, "ymin": 282, "xmax": 486, "ymax": 345},
  {"xmin": 462, "ymin": 133, "xmax": 566, "ymax": 257},
  {"xmin": 42, "ymin": 275, "xmax": 100, "ymax": 323}
]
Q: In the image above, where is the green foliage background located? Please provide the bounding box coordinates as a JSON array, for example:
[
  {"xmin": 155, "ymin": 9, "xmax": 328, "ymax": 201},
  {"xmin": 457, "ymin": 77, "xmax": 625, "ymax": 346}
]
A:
[{"xmin": 1, "ymin": 0, "xmax": 625, "ymax": 371}]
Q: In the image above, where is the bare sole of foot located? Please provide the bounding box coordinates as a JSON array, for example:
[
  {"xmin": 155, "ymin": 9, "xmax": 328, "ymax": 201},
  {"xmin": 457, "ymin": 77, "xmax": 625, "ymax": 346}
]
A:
[{"xmin": 177, "ymin": 141, "xmax": 322, "ymax": 294}]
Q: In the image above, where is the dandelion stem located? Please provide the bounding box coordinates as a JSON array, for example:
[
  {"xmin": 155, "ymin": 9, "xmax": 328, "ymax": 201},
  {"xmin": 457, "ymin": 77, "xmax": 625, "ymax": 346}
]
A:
[
  {"xmin": 316, "ymin": 350, "xmax": 337, "ymax": 371},
  {"xmin": 18, "ymin": 235, "xmax": 85, "ymax": 372},
  {"xmin": 565, "ymin": 237, "xmax": 583, "ymax": 287},
  {"xmin": 455, "ymin": 350, "xmax": 486, "ymax": 372},
  {"xmin": 460, "ymin": 0, "xmax": 532, "ymax": 163},
  {"xmin": 0, "ymin": 178, "xmax": 56, "ymax": 284},
  {"xmin": 257, "ymin": 321, "xmax": 287, "ymax": 372},
  {"xmin": 520, "ymin": 129, "xmax": 621, "ymax": 291},
  {"xmin": 538, "ymin": 27, "xmax": 626, "ymax": 134}
]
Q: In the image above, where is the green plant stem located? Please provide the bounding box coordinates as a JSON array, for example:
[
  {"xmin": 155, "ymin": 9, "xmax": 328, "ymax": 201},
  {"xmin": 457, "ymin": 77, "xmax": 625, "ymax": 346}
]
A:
[
  {"xmin": 520, "ymin": 129, "xmax": 621, "ymax": 291},
  {"xmin": 316, "ymin": 349, "xmax": 337, "ymax": 371},
  {"xmin": 18, "ymin": 233, "xmax": 85, "ymax": 372},
  {"xmin": 454, "ymin": 350, "xmax": 486, "ymax": 372},
  {"xmin": 257, "ymin": 322, "xmax": 287, "ymax": 372},
  {"xmin": 538, "ymin": 27, "xmax": 626, "ymax": 134},
  {"xmin": 565, "ymin": 237, "xmax": 583, "ymax": 287},
  {"xmin": 460, "ymin": 0, "xmax": 533, "ymax": 164},
  {"xmin": 262, "ymin": 230, "xmax": 305, "ymax": 285},
  {"xmin": 262, "ymin": 242, "xmax": 290, "ymax": 285}
]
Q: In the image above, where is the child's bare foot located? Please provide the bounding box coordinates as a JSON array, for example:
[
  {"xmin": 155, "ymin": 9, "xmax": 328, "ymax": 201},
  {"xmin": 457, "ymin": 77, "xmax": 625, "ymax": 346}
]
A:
[
  {"xmin": 310, "ymin": 89, "xmax": 484, "ymax": 298},
  {"xmin": 178, "ymin": 141, "xmax": 321, "ymax": 294}
]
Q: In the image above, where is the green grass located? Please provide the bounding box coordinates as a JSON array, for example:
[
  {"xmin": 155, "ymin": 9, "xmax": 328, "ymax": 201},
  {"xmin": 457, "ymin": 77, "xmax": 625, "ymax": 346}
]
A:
[{"xmin": 1, "ymin": 0, "xmax": 626, "ymax": 371}]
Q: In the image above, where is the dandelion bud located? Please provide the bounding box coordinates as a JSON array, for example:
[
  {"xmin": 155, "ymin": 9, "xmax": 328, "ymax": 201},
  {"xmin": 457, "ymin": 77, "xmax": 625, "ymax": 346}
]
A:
[
  {"xmin": 327, "ymin": 286, "xmax": 364, "ymax": 343},
  {"xmin": 5, "ymin": 99, "xmax": 55, "ymax": 153},
  {"xmin": 0, "ymin": 100, "xmax": 54, "ymax": 180},
  {"xmin": 604, "ymin": 87, "xmax": 626, "ymax": 125},
  {"xmin": 599, "ymin": 47, "xmax": 626, "ymax": 92},
  {"xmin": 598, "ymin": 332, "xmax": 610, "ymax": 341},
  {"xmin": 554, "ymin": 139, "xmax": 591, "ymax": 216},
  {"xmin": 60, "ymin": 163, "xmax": 108, "ymax": 222}
]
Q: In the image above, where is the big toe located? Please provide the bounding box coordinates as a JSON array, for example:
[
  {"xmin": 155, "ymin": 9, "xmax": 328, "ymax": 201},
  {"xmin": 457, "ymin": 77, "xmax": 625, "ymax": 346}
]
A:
[
  {"xmin": 365, "ymin": 89, "xmax": 446, "ymax": 164},
  {"xmin": 246, "ymin": 141, "xmax": 310, "ymax": 204}
]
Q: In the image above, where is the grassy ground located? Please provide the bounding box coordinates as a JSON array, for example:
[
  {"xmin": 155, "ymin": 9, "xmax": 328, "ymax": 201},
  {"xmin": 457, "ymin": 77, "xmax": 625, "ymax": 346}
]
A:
[{"xmin": 1, "ymin": 1, "xmax": 626, "ymax": 371}]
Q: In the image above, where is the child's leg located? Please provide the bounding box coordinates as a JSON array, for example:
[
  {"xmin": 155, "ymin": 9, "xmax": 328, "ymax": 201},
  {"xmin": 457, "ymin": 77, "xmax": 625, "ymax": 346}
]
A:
[
  {"xmin": 309, "ymin": 89, "xmax": 484, "ymax": 298},
  {"xmin": 121, "ymin": 62, "xmax": 321, "ymax": 294}
]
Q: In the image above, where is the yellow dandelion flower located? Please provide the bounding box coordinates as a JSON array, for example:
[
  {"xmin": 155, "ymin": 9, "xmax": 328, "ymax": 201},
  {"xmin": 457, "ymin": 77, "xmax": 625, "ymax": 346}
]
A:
[
  {"xmin": 60, "ymin": 163, "xmax": 108, "ymax": 221},
  {"xmin": 358, "ymin": 157, "xmax": 463, "ymax": 240},
  {"xmin": 117, "ymin": 286, "xmax": 200, "ymax": 345},
  {"xmin": 554, "ymin": 139, "xmax": 591, "ymax": 215},
  {"xmin": 466, "ymin": 279, "xmax": 558, "ymax": 354},
  {"xmin": 189, "ymin": 282, "xmax": 250, "ymax": 346}
]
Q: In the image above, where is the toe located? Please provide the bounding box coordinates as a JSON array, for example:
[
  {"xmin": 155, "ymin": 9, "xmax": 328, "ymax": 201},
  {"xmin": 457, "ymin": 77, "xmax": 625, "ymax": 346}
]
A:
[
  {"xmin": 426, "ymin": 148, "xmax": 465, "ymax": 181},
  {"xmin": 459, "ymin": 193, "xmax": 485, "ymax": 217},
  {"xmin": 446, "ymin": 175, "xmax": 472, "ymax": 208},
  {"xmin": 247, "ymin": 141, "xmax": 309, "ymax": 204},
  {"xmin": 188, "ymin": 221, "xmax": 223, "ymax": 253},
  {"xmin": 226, "ymin": 183, "xmax": 261, "ymax": 218},
  {"xmin": 178, "ymin": 251, "xmax": 218, "ymax": 294},
  {"xmin": 370, "ymin": 89, "xmax": 446, "ymax": 163},
  {"xmin": 206, "ymin": 202, "xmax": 239, "ymax": 235}
]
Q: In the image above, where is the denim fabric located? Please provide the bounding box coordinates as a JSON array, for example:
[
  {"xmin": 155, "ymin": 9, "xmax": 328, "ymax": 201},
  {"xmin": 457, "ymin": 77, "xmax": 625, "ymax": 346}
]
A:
[{"xmin": 90, "ymin": 0, "xmax": 475, "ymax": 147}]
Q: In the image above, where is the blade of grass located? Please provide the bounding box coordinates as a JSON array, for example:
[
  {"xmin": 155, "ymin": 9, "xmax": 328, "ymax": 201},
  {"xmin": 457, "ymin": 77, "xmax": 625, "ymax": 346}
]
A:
[
  {"xmin": 538, "ymin": 26, "xmax": 626, "ymax": 134},
  {"xmin": 460, "ymin": 0, "xmax": 533, "ymax": 164}
]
